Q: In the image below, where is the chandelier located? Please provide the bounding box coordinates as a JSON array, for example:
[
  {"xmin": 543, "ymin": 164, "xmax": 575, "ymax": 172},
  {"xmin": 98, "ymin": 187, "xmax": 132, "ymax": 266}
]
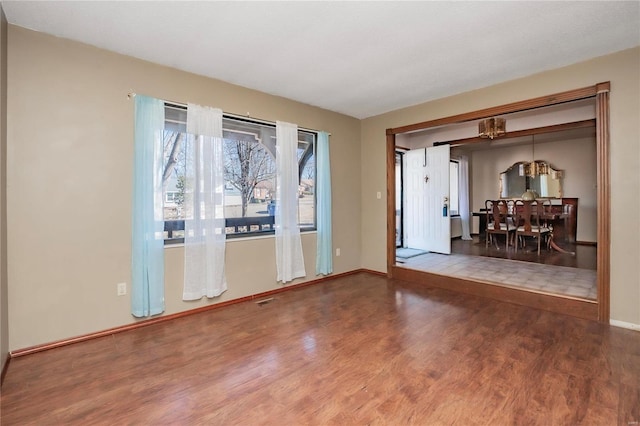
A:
[
  {"xmin": 478, "ymin": 117, "xmax": 506, "ymax": 139},
  {"xmin": 519, "ymin": 135, "xmax": 549, "ymax": 178}
]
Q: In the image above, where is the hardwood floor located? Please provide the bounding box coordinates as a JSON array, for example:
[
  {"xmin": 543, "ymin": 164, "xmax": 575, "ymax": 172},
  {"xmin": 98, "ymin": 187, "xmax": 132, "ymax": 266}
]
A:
[
  {"xmin": 452, "ymin": 236, "xmax": 597, "ymax": 270},
  {"xmin": 2, "ymin": 272, "xmax": 638, "ymax": 425}
]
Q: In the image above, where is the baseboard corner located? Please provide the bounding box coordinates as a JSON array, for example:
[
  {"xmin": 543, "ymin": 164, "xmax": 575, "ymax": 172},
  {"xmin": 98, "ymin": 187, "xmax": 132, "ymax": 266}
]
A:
[
  {"xmin": 1, "ymin": 353, "xmax": 10, "ymax": 387},
  {"xmin": 610, "ymin": 319, "xmax": 640, "ymax": 331}
]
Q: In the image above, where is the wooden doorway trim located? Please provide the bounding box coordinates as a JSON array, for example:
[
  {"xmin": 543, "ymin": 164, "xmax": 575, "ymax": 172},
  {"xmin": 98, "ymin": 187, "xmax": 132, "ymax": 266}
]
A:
[
  {"xmin": 386, "ymin": 85, "xmax": 599, "ymax": 135},
  {"xmin": 386, "ymin": 82, "xmax": 610, "ymax": 323},
  {"xmin": 387, "ymin": 133, "xmax": 397, "ymax": 277},
  {"xmin": 433, "ymin": 119, "xmax": 596, "ymax": 148},
  {"xmin": 595, "ymin": 82, "xmax": 610, "ymax": 322}
]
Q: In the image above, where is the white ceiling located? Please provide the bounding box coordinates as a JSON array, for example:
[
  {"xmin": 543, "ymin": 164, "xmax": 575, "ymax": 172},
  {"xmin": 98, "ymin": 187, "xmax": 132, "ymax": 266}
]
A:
[{"xmin": 2, "ymin": 1, "xmax": 639, "ymax": 119}]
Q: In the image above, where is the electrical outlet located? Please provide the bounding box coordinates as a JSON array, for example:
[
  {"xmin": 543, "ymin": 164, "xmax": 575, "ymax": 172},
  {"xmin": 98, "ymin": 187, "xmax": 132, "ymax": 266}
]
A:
[
  {"xmin": 117, "ymin": 282, "xmax": 127, "ymax": 296},
  {"xmin": 336, "ymin": 248, "xmax": 341, "ymax": 257}
]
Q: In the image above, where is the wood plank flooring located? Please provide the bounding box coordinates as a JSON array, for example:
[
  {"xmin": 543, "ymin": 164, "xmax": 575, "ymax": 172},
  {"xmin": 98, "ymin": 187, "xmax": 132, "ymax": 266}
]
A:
[
  {"xmin": 2, "ymin": 272, "xmax": 638, "ymax": 425},
  {"xmin": 451, "ymin": 236, "xmax": 597, "ymax": 270}
]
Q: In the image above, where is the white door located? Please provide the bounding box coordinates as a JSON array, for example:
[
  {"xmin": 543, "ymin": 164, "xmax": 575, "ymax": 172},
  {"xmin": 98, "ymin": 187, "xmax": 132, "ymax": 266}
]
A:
[
  {"xmin": 404, "ymin": 149, "xmax": 428, "ymax": 250},
  {"xmin": 404, "ymin": 146, "xmax": 450, "ymax": 254},
  {"xmin": 425, "ymin": 145, "xmax": 451, "ymax": 254}
]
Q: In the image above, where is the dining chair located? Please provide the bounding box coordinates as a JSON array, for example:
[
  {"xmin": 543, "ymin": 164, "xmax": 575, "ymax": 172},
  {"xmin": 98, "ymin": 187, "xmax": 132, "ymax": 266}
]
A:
[
  {"xmin": 485, "ymin": 199, "xmax": 516, "ymax": 250},
  {"xmin": 514, "ymin": 199, "xmax": 551, "ymax": 255}
]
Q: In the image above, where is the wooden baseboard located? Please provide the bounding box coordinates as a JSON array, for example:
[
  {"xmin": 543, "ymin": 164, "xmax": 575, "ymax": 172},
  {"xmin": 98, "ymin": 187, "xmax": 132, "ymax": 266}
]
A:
[
  {"xmin": 9, "ymin": 269, "xmax": 371, "ymax": 359},
  {"xmin": 610, "ymin": 319, "xmax": 640, "ymax": 331},
  {"xmin": 1, "ymin": 355, "xmax": 10, "ymax": 387},
  {"xmin": 359, "ymin": 268, "xmax": 386, "ymax": 277},
  {"xmin": 9, "ymin": 265, "xmax": 599, "ymax": 361},
  {"xmin": 391, "ymin": 266, "xmax": 598, "ymax": 321}
]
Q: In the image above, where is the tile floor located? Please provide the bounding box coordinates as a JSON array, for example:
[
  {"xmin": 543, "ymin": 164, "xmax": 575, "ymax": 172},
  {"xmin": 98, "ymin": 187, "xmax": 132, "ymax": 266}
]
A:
[{"xmin": 396, "ymin": 251, "xmax": 597, "ymax": 300}]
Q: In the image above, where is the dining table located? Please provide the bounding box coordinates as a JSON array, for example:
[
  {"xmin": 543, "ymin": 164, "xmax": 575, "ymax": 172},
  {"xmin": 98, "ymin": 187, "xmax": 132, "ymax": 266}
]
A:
[{"xmin": 517, "ymin": 200, "xmax": 574, "ymax": 255}]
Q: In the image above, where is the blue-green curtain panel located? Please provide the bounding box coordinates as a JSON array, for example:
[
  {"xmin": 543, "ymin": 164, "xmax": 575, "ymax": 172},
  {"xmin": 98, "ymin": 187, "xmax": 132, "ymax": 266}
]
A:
[
  {"xmin": 131, "ymin": 95, "xmax": 165, "ymax": 317},
  {"xmin": 316, "ymin": 131, "xmax": 333, "ymax": 275}
]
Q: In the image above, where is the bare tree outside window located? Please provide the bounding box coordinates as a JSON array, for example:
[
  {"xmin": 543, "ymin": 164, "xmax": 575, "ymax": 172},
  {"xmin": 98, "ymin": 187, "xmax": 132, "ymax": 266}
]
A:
[
  {"xmin": 223, "ymin": 133, "xmax": 275, "ymax": 218},
  {"xmin": 162, "ymin": 132, "xmax": 185, "ymax": 185},
  {"xmin": 298, "ymin": 150, "xmax": 315, "ymax": 228},
  {"xmin": 161, "ymin": 106, "xmax": 316, "ymax": 241},
  {"xmin": 162, "ymin": 131, "xmax": 187, "ymax": 221}
]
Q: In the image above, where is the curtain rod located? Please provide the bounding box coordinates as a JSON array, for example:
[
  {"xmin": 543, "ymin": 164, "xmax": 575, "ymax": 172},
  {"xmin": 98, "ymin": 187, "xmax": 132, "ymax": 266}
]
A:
[{"xmin": 127, "ymin": 92, "xmax": 330, "ymax": 136}]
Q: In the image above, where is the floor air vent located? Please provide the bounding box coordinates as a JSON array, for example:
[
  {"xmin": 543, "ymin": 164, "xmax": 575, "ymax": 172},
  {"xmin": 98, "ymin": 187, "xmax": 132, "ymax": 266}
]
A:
[{"xmin": 255, "ymin": 297, "xmax": 274, "ymax": 306}]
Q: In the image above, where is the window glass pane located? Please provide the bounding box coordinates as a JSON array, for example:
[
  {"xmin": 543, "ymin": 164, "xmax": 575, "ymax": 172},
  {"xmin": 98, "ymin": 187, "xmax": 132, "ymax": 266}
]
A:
[
  {"xmin": 450, "ymin": 161, "xmax": 459, "ymax": 215},
  {"xmin": 162, "ymin": 129, "xmax": 187, "ymax": 240},
  {"xmin": 222, "ymin": 122, "xmax": 276, "ymax": 235},
  {"xmin": 161, "ymin": 106, "xmax": 316, "ymax": 241},
  {"xmin": 298, "ymin": 131, "xmax": 315, "ymax": 229}
]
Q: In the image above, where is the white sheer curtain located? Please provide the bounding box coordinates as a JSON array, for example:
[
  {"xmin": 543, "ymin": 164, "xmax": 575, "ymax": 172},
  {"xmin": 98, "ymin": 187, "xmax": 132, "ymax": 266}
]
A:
[
  {"xmin": 459, "ymin": 155, "xmax": 472, "ymax": 240},
  {"xmin": 183, "ymin": 104, "xmax": 227, "ymax": 300},
  {"xmin": 275, "ymin": 121, "xmax": 306, "ymax": 283}
]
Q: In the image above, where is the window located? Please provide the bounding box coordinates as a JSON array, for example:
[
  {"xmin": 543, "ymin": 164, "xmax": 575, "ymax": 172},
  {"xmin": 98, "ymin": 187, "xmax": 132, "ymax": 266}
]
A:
[
  {"xmin": 162, "ymin": 104, "xmax": 316, "ymax": 243},
  {"xmin": 449, "ymin": 160, "xmax": 459, "ymax": 216},
  {"xmin": 165, "ymin": 191, "xmax": 180, "ymax": 204}
]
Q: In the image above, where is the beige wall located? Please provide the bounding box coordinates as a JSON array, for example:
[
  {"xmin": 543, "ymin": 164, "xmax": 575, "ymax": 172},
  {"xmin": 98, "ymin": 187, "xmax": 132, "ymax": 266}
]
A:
[
  {"xmin": 1, "ymin": 6, "xmax": 8, "ymax": 369},
  {"xmin": 470, "ymin": 136, "xmax": 597, "ymax": 242},
  {"xmin": 5, "ymin": 25, "xmax": 639, "ymax": 351},
  {"xmin": 6, "ymin": 26, "xmax": 361, "ymax": 350},
  {"xmin": 362, "ymin": 47, "xmax": 640, "ymax": 326}
]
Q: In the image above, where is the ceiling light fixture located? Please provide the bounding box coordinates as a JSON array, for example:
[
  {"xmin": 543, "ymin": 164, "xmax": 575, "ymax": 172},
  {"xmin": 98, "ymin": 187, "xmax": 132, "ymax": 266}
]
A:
[{"xmin": 478, "ymin": 117, "xmax": 506, "ymax": 139}]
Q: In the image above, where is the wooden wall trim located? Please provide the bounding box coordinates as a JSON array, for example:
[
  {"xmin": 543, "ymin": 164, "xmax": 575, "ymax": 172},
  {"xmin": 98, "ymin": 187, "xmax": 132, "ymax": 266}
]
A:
[
  {"xmin": 387, "ymin": 133, "xmax": 396, "ymax": 278},
  {"xmin": 439, "ymin": 119, "xmax": 596, "ymax": 148},
  {"xmin": 8, "ymin": 269, "xmax": 370, "ymax": 359},
  {"xmin": 6, "ymin": 266, "xmax": 601, "ymax": 368},
  {"xmin": 596, "ymin": 89, "xmax": 611, "ymax": 322},
  {"xmin": 360, "ymin": 268, "xmax": 387, "ymax": 277},
  {"xmin": 386, "ymin": 82, "xmax": 610, "ymax": 324},
  {"xmin": 387, "ymin": 84, "xmax": 600, "ymax": 135},
  {"xmin": 1, "ymin": 356, "xmax": 9, "ymax": 387},
  {"xmin": 392, "ymin": 267, "xmax": 598, "ymax": 321}
]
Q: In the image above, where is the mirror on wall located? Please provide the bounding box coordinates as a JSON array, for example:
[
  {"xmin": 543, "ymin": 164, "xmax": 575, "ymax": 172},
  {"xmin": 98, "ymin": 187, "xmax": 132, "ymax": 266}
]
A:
[{"xmin": 500, "ymin": 161, "xmax": 563, "ymax": 198}]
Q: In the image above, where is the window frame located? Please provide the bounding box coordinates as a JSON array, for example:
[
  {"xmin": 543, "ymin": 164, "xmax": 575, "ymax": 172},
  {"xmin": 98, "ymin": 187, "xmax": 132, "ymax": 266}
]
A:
[
  {"xmin": 162, "ymin": 104, "xmax": 317, "ymax": 245},
  {"xmin": 449, "ymin": 159, "xmax": 460, "ymax": 217}
]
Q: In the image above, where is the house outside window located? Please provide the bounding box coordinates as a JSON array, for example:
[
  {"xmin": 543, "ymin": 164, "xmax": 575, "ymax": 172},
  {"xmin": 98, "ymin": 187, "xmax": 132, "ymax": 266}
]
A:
[
  {"xmin": 165, "ymin": 191, "xmax": 179, "ymax": 205},
  {"xmin": 162, "ymin": 104, "xmax": 316, "ymax": 243}
]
